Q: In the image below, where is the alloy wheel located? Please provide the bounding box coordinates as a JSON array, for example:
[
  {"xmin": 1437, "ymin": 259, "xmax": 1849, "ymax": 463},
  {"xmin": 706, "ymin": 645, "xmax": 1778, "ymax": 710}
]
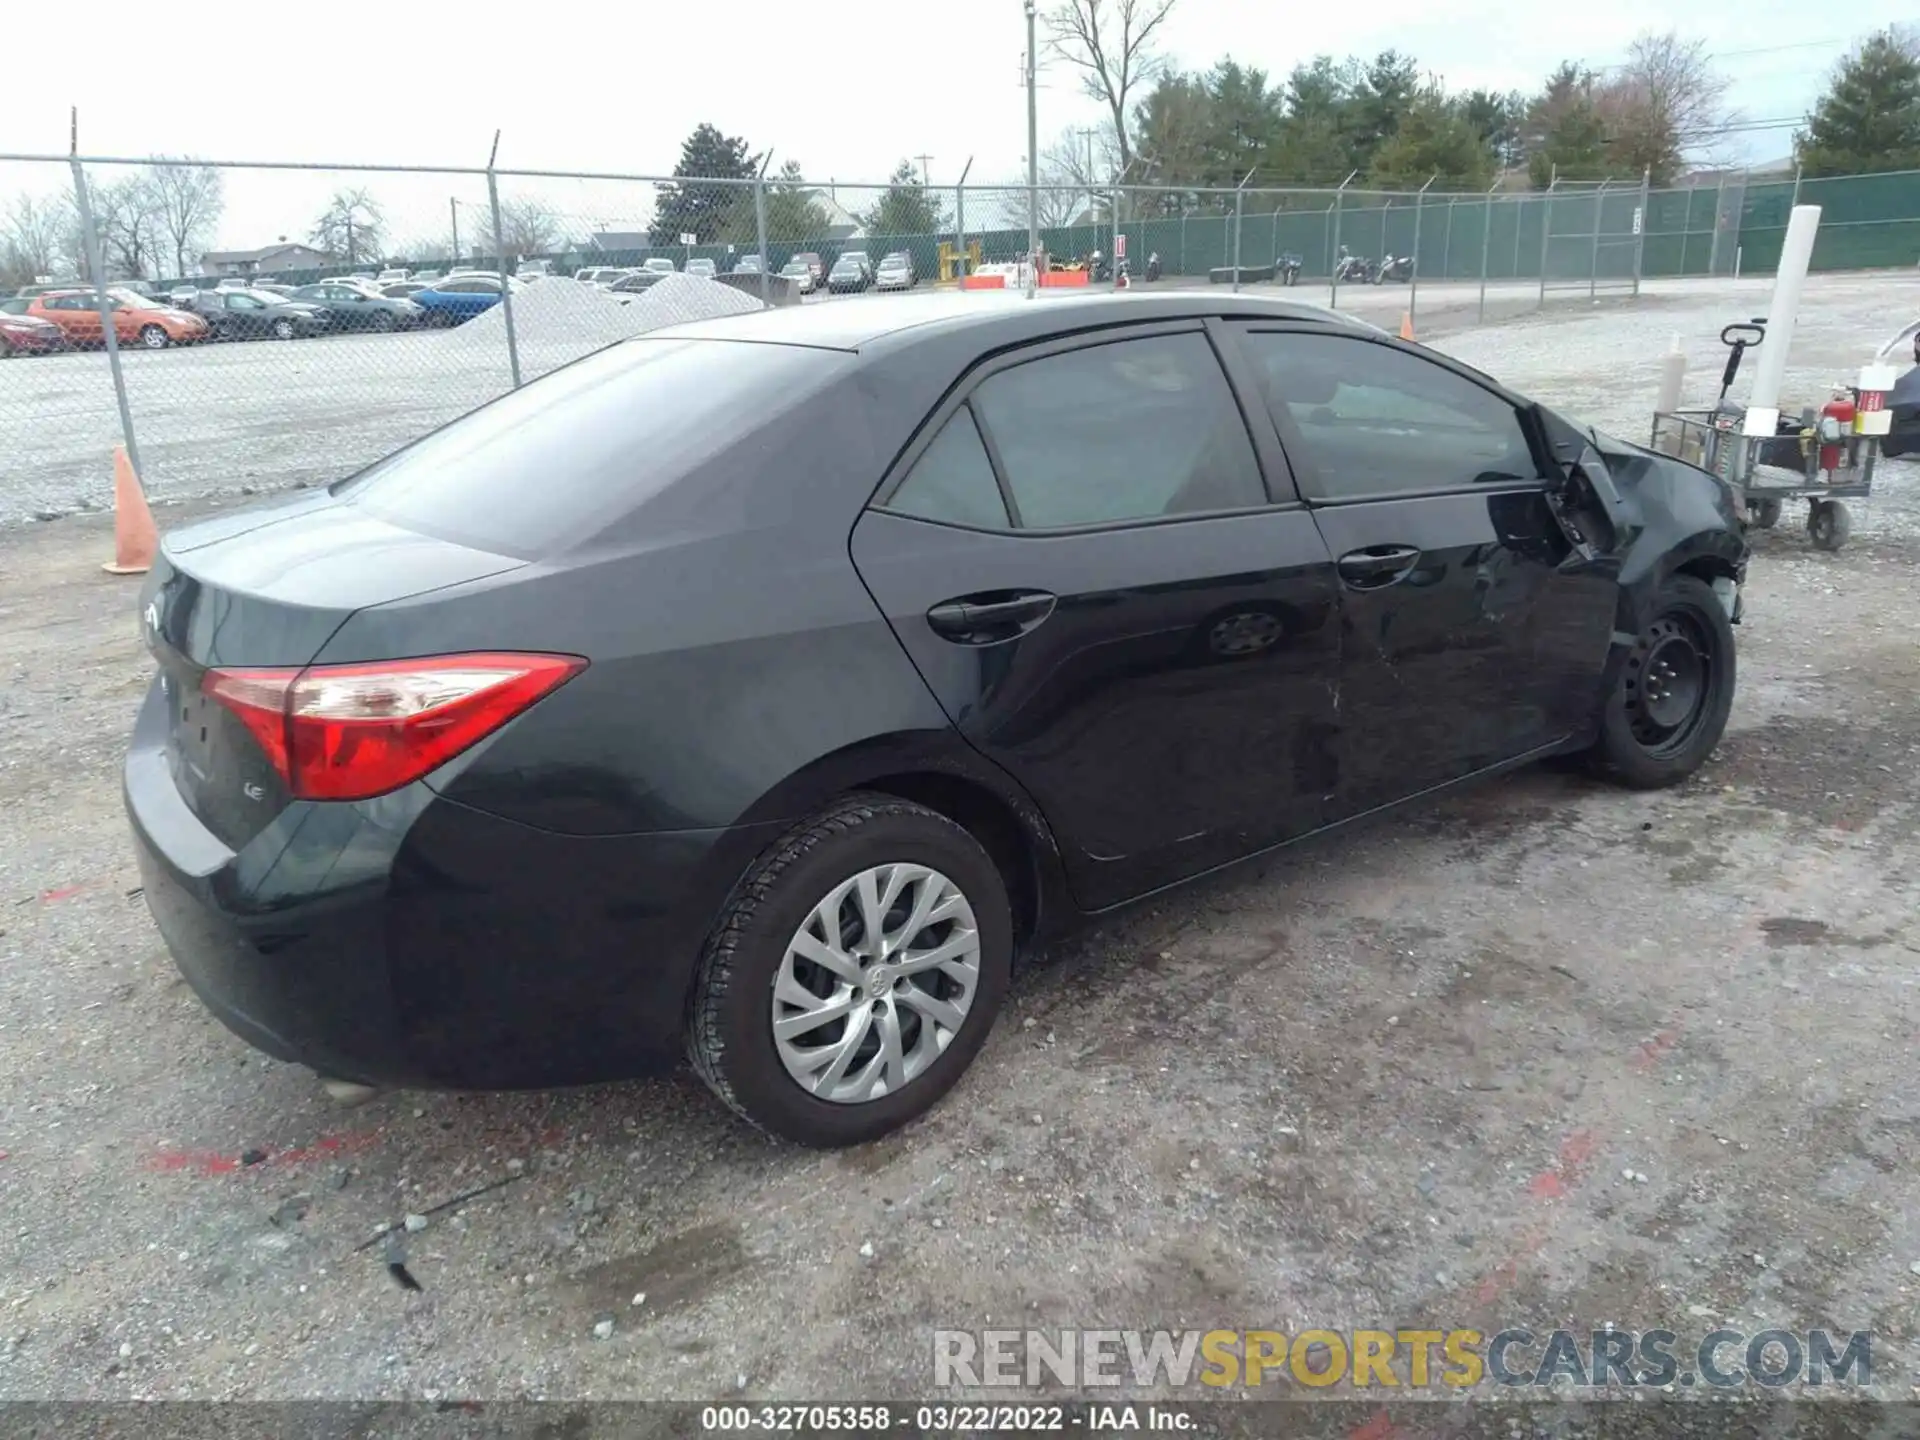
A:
[{"xmin": 771, "ymin": 863, "xmax": 981, "ymax": 1104}]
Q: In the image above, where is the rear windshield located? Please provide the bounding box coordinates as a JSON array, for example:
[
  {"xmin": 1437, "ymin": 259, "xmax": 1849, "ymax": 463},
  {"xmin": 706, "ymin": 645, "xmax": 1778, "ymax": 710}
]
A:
[{"xmin": 337, "ymin": 337, "xmax": 847, "ymax": 557}]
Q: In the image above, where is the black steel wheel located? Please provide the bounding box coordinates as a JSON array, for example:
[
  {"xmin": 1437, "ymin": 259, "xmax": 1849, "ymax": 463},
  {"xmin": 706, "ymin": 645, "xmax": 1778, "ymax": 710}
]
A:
[
  {"xmin": 1750, "ymin": 497, "xmax": 1782, "ymax": 529},
  {"xmin": 1587, "ymin": 573, "xmax": 1736, "ymax": 789}
]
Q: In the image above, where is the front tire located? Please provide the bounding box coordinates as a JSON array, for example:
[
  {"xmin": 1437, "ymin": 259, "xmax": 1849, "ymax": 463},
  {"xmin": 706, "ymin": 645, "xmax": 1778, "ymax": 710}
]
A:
[
  {"xmin": 689, "ymin": 794, "xmax": 1013, "ymax": 1147},
  {"xmin": 271, "ymin": 318, "xmax": 295, "ymax": 340},
  {"xmin": 1587, "ymin": 574, "xmax": 1735, "ymax": 789},
  {"xmin": 138, "ymin": 324, "xmax": 169, "ymax": 350}
]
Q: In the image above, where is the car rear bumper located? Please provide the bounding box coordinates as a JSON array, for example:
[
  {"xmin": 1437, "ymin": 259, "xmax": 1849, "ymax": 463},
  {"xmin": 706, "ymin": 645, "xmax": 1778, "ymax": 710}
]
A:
[{"xmin": 124, "ymin": 698, "xmax": 786, "ymax": 1090}]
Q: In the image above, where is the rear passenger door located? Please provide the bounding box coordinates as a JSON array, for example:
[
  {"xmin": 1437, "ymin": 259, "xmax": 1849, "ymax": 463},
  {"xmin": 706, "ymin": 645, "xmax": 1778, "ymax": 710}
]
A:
[
  {"xmin": 852, "ymin": 321, "xmax": 1345, "ymax": 912},
  {"xmin": 1229, "ymin": 323, "xmax": 1618, "ymax": 818}
]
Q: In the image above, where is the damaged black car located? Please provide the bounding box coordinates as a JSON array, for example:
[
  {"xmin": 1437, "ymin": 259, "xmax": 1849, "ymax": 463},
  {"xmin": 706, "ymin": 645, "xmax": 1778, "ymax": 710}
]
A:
[{"xmin": 124, "ymin": 293, "xmax": 1748, "ymax": 1146}]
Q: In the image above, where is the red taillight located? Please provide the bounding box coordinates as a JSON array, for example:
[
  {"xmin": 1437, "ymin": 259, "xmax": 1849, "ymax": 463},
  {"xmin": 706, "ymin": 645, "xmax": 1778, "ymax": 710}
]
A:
[{"xmin": 202, "ymin": 652, "xmax": 585, "ymax": 802}]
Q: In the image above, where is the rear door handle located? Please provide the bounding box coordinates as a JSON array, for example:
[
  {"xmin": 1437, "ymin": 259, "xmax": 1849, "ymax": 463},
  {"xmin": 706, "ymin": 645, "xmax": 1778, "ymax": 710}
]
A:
[
  {"xmin": 1336, "ymin": 545, "xmax": 1423, "ymax": 589},
  {"xmin": 925, "ymin": 590, "xmax": 1057, "ymax": 644}
]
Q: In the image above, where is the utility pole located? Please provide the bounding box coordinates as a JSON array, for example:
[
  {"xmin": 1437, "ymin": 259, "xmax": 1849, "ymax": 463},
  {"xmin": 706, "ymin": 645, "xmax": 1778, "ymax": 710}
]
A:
[
  {"xmin": 1024, "ymin": 0, "xmax": 1039, "ymax": 298},
  {"xmin": 914, "ymin": 154, "xmax": 935, "ymax": 189},
  {"xmin": 1075, "ymin": 125, "xmax": 1100, "ymax": 228}
]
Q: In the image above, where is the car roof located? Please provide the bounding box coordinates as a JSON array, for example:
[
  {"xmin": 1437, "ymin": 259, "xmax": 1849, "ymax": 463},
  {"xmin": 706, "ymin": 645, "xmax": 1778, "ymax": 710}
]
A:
[{"xmin": 652, "ymin": 289, "xmax": 1374, "ymax": 353}]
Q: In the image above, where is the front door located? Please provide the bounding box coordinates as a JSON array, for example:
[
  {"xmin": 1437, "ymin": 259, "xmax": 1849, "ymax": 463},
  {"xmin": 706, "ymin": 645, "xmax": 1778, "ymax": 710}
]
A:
[
  {"xmin": 853, "ymin": 323, "xmax": 1344, "ymax": 911},
  {"xmin": 1230, "ymin": 324, "xmax": 1619, "ymax": 818}
]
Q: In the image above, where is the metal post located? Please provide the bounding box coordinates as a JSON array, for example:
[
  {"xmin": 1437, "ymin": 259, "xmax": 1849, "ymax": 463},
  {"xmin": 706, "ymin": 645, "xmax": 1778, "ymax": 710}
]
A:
[
  {"xmin": 753, "ymin": 176, "xmax": 770, "ymax": 304},
  {"xmin": 954, "ymin": 155, "xmax": 973, "ymax": 282},
  {"xmin": 1477, "ymin": 182, "xmax": 1496, "ymax": 324},
  {"xmin": 1409, "ymin": 175, "xmax": 1434, "ymax": 331},
  {"xmin": 1024, "ymin": 0, "xmax": 1039, "ymax": 298},
  {"xmin": 1537, "ymin": 176, "xmax": 1557, "ymax": 307},
  {"xmin": 1329, "ymin": 170, "xmax": 1356, "ymax": 306},
  {"xmin": 68, "ymin": 150, "xmax": 142, "ymax": 480},
  {"xmin": 484, "ymin": 132, "xmax": 522, "ymax": 390},
  {"xmin": 1588, "ymin": 180, "xmax": 1606, "ymax": 300},
  {"xmin": 449, "ymin": 197, "xmax": 460, "ymax": 262},
  {"xmin": 1441, "ymin": 197, "xmax": 1455, "ymax": 280},
  {"xmin": 751, "ymin": 150, "xmax": 773, "ymax": 305},
  {"xmin": 1179, "ymin": 210, "xmax": 1186, "ymax": 275},
  {"xmin": 1231, "ymin": 186, "xmax": 1244, "ymax": 293},
  {"xmin": 1791, "ymin": 162, "xmax": 1802, "ymax": 208},
  {"xmin": 1707, "ymin": 170, "xmax": 1726, "ymax": 276},
  {"xmin": 1632, "ymin": 166, "xmax": 1649, "ymax": 296}
]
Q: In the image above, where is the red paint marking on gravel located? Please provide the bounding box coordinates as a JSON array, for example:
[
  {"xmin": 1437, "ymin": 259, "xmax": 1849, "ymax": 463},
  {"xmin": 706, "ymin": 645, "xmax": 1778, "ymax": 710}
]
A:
[
  {"xmin": 144, "ymin": 1130, "xmax": 382, "ymax": 1176},
  {"xmin": 1348, "ymin": 1410, "xmax": 1399, "ymax": 1440},
  {"xmin": 1632, "ymin": 1026, "xmax": 1681, "ymax": 1072},
  {"xmin": 39, "ymin": 884, "xmax": 88, "ymax": 903},
  {"xmin": 1527, "ymin": 1172, "xmax": 1567, "ymax": 1199}
]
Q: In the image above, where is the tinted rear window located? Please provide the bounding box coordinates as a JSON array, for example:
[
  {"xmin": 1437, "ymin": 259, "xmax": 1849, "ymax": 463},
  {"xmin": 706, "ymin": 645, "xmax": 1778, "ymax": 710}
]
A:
[{"xmin": 339, "ymin": 337, "xmax": 848, "ymax": 556}]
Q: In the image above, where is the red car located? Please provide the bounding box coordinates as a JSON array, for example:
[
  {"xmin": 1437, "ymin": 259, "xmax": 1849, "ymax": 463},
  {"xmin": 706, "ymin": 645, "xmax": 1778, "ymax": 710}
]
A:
[
  {"xmin": 28, "ymin": 288, "xmax": 208, "ymax": 349},
  {"xmin": 0, "ymin": 303, "xmax": 69, "ymax": 356}
]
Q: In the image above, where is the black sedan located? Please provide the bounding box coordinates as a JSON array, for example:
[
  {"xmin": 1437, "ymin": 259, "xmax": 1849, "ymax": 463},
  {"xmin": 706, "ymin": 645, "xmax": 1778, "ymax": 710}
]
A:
[
  {"xmin": 125, "ymin": 293, "xmax": 1747, "ymax": 1147},
  {"xmin": 190, "ymin": 288, "xmax": 328, "ymax": 341},
  {"xmin": 289, "ymin": 280, "xmax": 426, "ymax": 331}
]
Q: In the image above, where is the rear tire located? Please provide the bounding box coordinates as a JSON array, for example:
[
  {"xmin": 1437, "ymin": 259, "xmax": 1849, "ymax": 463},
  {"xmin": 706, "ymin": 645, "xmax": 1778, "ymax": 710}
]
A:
[
  {"xmin": 688, "ymin": 794, "xmax": 1012, "ymax": 1147},
  {"xmin": 371, "ymin": 310, "xmax": 396, "ymax": 332},
  {"xmin": 271, "ymin": 317, "xmax": 295, "ymax": 341},
  {"xmin": 138, "ymin": 324, "xmax": 169, "ymax": 350},
  {"xmin": 1808, "ymin": 499, "xmax": 1850, "ymax": 551},
  {"xmin": 1586, "ymin": 574, "xmax": 1735, "ymax": 790}
]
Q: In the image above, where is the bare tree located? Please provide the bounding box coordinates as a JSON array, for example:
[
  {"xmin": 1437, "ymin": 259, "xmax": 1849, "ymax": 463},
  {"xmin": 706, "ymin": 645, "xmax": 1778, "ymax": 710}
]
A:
[
  {"xmin": 1603, "ymin": 32, "xmax": 1734, "ymax": 182},
  {"xmin": 0, "ymin": 191, "xmax": 73, "ymax": 287},
  {"xmin": 496, "ymin": 196, "xmax": 564, "ymax": 258},
  {"xmin": 1044, "ymin": 0, "xmax": 1179, "ymax": 180},
  {"xmin": 310, "ymin": 188, "xmax": 387, "ymax": 266},
  {"xmin": 95, "ymin": 176, "xmax": 171, "ymax": 279},
  {"xmin": 146, "ymin": 160, "xmax": 224, "ymax": 279},
  {"xmin": 1036, "ymin": 129, "xmax": 1114, "ymax": 226}
]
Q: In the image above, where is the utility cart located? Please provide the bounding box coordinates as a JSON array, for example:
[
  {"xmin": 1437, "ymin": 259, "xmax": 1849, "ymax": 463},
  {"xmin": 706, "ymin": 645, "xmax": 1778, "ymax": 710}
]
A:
[{"xmin": 1650, "ymin": 319, "xmax": 1892, "ymax": 552}]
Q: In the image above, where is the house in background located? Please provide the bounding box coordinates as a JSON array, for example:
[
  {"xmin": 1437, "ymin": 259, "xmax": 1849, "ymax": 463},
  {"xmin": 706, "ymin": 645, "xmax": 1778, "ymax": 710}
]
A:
[{"xmin": 199, "ymin": 241, "xmax": 334, "ymax": 278}]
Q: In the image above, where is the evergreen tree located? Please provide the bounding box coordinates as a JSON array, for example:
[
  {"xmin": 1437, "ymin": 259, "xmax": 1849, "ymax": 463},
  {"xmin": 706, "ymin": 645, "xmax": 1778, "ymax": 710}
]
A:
[
  {"xmin": 1369, "ymin": 86, "xmax": 1497, "ymax": 189},
  {"xmin": 1796, "ymin": 28, "xmax": 1920, "ymax": 177},
  {"xmin": 651, "ymin": 124, "xmax": 756, "ymax": 246},
  {"xmin": 860, "ymin": 162, "xmax": 946, "ymax": 236}
]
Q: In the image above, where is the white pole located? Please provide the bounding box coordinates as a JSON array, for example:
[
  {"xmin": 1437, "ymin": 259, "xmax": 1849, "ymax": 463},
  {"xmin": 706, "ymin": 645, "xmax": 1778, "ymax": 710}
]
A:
[
  {"xmin": 1655, "ymin": 333, "xmax": 1687, "ymax": 414},
  {"xmin": 1742, "ymin": 204, "xmax": 1821, "ymax": 438},
  {"xmin": 1734, "ymin": 245, "xmax": 1742, "ymax": 279}
]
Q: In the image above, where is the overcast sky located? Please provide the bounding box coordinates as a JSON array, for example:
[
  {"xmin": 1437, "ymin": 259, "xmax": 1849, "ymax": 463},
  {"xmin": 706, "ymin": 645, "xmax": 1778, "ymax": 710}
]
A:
[{"xmin": 0, "ymin": 0, "xmax": 1903, "ymax": 260}]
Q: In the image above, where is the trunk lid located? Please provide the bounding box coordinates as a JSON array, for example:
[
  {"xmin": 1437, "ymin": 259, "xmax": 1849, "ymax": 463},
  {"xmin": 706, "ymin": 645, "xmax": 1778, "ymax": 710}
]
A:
[{"xmin": 142, "ymin": 499, "xmax": 525, "ymax": 849}]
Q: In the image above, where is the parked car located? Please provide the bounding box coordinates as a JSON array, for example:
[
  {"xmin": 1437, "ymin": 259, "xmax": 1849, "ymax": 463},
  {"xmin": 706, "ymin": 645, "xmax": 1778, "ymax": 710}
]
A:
[
  {"xmin": 252, "ymin": 282, "xmax": 296, "ymax": 298},
  {"xmin": 643, "ymin": 256, "xmax": 677, "ymax": 275},
  {"xmin": 410, "ymin": 272, "xmax": 443, "ymax": 286},
  {"xmin": 733, "ymin": 254, "xmax": 765, "ymax": 275},
  {"xmin": 120, "ymin": 292, "xmax": 1751, "ymax": 1146},
  {"xmin": 381, "ymin": 281, "xmax": 431, "ymax": 299},
  {"xmin": 289, "ymin": 280, "xmax": 426, "ymax": 331},
  {"xmin": 874, "ymin": 251, "xmax": 915, "ymax": 291},
  {"xmin": 827, "ymin": 251, "xmax": 872, "ymax": 293},
  {"xmin": 28, "ymin": 288, "xmax": 208, "ymax": 349},
  {"xmin": 0, "ymin": 308, "xmax": 68, "ymax": 356},
  {"xmin": 376, "ymin": 268, "xmax": 410, "ymax": 283},
  {"xmin": 190, "ymin": 288, "xmax": 329, "ymax": 341},
  {"xmin": 168, "ymin": 285, "xmax": 202, "ymax": 307},
  {"xmin": 778, "ymin": 259, "xmax": 816, "ymax": 294},
  {"xmin": 516, "ymin": 259, "xmax": 553, "ymax": 280},
  {"xmin": 686, "ymin": 258, "xmax": 717, "ymax": 278},
  {"xmin": 411, "ymin": 274, "xmax": 512, "ymax": 325},
  {"xmin": 575, "ymin": 267, "xmax": 629, "ymax": 286},
  {"xmin": 792, "ymin": 252, "xmax": 825, "ymax": 289},
  {"xmin": 608, "ymin": 271, "xmax": 667, "ymax": 296}
]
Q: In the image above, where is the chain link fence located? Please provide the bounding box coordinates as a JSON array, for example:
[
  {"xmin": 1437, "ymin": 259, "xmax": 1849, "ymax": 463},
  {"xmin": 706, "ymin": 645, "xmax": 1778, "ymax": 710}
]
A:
[{"xmin": 2, "ymin": 152, "xmax": 1917, "ymax": 524}]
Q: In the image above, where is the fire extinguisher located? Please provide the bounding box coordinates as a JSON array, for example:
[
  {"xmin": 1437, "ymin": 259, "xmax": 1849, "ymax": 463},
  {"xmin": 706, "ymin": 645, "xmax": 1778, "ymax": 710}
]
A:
[{"xmin": 1818, "ymin": 390, "xmax": 1856, "ymax": 474}]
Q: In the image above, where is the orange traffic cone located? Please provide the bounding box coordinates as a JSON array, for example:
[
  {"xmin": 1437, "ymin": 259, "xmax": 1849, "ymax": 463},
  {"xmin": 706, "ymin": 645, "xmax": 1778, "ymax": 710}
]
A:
[
  {"xmin": 1399, "ymin": 311, "xmax": 1416, "ymax": 342},
  {"xmin": 102, "ymin": 445, "xmax": 157, "ymax": 576}
]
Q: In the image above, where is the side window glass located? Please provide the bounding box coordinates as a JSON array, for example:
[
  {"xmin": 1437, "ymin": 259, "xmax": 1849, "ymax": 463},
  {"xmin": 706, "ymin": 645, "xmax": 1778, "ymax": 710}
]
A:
[
  {"xmin": 886, "ymin": 406, "xmax": 1010, "ymax": 529},
  {"xmin": 1242, "ymin": 331, "xmax": 1538, "ymax": 499},
  {"xmin": 971, "ymin": 332, "xmax": 1265, "ymax": 528}
]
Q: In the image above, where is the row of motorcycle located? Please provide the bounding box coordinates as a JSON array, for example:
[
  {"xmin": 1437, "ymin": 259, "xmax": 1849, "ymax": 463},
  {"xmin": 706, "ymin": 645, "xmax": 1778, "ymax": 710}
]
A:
[{"xmin": 1332, "ymin": 246, "xmax": 1415, "ymax": 284}]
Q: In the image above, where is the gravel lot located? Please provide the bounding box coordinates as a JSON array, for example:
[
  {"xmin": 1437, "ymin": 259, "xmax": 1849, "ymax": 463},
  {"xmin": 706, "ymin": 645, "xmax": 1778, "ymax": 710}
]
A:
[{"xmin": 2, "ymin": 272, "xmax": 1920, "ymax": 1408}]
